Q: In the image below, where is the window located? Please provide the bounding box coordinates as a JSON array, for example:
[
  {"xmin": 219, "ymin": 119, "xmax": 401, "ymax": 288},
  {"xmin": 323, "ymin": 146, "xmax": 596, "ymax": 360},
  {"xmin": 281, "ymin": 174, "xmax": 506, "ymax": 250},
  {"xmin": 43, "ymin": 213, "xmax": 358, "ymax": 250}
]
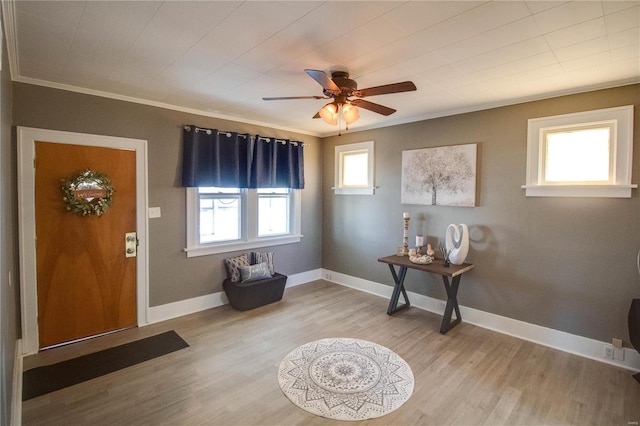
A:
[
  {"xmin": 334, "ymin": 141, "xmax": 375, "ymax": 195},
  {"xmin": 186, "ymin": 187, "xmax": 301, "ymax": 257},
  {"xmin": 198, "ymin": 188, "xmax": 242, "ymax": 243},
  {"xmin": 258, "ymin": 188, "xmax": 290, "ymax": 237},
  {"xmin": 523, "ymin": 105, "xmax": 635, "ymax": 198}
]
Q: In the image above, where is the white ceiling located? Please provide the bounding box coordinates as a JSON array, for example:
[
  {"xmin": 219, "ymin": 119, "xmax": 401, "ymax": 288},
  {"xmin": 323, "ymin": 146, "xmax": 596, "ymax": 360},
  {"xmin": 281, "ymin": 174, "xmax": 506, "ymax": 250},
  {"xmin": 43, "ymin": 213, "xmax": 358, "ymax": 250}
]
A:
[{"xmin": 4, "ymin": 0, "xmax": 640, "ymax": 136}]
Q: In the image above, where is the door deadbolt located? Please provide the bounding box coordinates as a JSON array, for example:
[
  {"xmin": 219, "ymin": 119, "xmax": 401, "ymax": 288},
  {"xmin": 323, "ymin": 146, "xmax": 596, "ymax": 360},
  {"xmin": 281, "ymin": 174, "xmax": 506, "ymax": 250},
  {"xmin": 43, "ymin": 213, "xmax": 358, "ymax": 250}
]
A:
[{"xmin": 125, "ymin": 232, "xmax": 137, "ymax": 258}]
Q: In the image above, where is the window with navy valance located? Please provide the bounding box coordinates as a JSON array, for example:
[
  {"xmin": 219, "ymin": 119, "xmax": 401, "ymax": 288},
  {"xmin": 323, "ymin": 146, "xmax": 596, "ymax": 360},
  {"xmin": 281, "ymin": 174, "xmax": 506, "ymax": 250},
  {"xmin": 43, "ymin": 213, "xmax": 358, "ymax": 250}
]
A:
[{"xmin": 181, "ymin": 126, "xmax": 305, "ymax": 189}]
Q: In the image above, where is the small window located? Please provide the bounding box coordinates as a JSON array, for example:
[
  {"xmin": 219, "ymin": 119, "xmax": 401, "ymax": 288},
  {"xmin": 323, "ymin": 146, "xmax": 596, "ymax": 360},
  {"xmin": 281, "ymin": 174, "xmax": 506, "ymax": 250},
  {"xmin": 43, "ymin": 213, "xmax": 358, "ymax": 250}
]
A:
[
  {"xmin": 523, "ymin": 105, "xmax": 635, "ymax": 198},
  {"xmin": 334, "ymin": 141, "xmax": 375, "ymax": 195}
]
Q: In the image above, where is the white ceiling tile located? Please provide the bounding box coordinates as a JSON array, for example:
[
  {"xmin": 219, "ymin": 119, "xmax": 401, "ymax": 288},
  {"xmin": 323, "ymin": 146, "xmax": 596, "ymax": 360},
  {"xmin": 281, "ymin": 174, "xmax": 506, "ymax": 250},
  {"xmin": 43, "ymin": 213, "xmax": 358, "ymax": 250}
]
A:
[
  {"xmin": 544, "ymin": 18, "xmax": 607, "ymax": 49},
  {"xmin": 497, "ymin": 36, "xmax": 552, "ymax": 62},
  {"xmin": 413, "ymin": 13, "xmax": 485, "ymax": 53},
  {"xmin": 605, "ymin": 5, "xmax": 640, "ymax": 34},
  {"xmin": 561, "ymin": 51, "xmax": 612, "ymax": 72},
  {"xmin": 533, "ymin": 1, "xmax": 603, "ymax": 33},
  {"xmin": 459, "ymin": 1, "xmax": 532, "ymax": 34},
  {"xmin": 78, "ymin": 2, "xmax": 161, "ymax": 41},
  {"xmin": 383, "ymin": 1, "xmax": 485, "ymax": 34},
  {"xmin": 16, "ymin": 0, "xmax": 86, "ymax": 28},
  {"xmin": 610, "ymin": 44, "xmax": 640, "ymax": 61},
  {"xmin": 301, "ymin": 1, "xmax": 400, "ymax": 38},
  {"xmin": 607, "ymin": 27, "xmax": 640, "ymax": 49},
  {"xmin": 602, "ymin": 1, "xmax": 640, "ymax": 15},
  {"xmin": 372, "ymin": 51, "xmax": 451, "ymax": 82},
  {"xmin": 19, "ymin": 58, "xmax": 64, "ymax": 81},
  {"xmin": 16, "ymin": 11, "xmax": 75, "ymax": 69},
  {"xmin": 554, "ymin": 36, "xmax": 610, "ymax": 62},
  {"xmin": 525, "ymin": 1, "xmax": 569, "ymax": 14},
  {"xmin": 416, "ymin": 64, "xmax": 472, "ymax": 85},
  {"xmin": 516, "ymin": 63, "xmax": 565, "ymax": 81},
  {"xmin": 349, "ymin": 34, "xmax": 433, "ymax": 76},
  {"xmin": 436, "ymin": 16, "xmax": 542, "ymax": 63},
  {"xmin": 455, "ymin": 50, "xmax": 507, "ymax": 73},
  {"xmin": 348, "ymin": 14, "xmax": 412, "ymax": 53},
  {"xmin": 509, "ymin": 51, "xmax": 558, "ymax": 72},
  {"xmin": 471, "ymin": 63, "xmax": 516, "ymax": 82}
]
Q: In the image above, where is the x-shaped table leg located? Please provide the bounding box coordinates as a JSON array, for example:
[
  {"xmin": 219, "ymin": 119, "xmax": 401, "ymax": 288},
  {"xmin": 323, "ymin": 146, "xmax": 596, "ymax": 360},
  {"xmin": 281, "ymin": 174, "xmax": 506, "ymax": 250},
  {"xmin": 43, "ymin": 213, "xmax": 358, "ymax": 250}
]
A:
[
  {"xmin": 440, "ymin": 275, "xmax": 462, "ymax": 334},
  {"xmin": 386, "ymin": 264, "xmax": 410, "ymax": 315}
]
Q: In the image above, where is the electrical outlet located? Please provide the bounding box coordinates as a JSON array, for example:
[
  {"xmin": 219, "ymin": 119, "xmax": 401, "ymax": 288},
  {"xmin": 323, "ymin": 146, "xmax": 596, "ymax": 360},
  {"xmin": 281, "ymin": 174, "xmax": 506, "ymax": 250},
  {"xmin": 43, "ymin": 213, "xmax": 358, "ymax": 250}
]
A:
[
  {"xmin": 614, "ymin": 347, "xmax": 625, "ymax": 361},
  {"xmin": 612, "ymin": 338, "xmax": 623, "ymax": 348},
  {"xmin": 604, "ymin": 345, "xmax": 614, "ymax": 359}
]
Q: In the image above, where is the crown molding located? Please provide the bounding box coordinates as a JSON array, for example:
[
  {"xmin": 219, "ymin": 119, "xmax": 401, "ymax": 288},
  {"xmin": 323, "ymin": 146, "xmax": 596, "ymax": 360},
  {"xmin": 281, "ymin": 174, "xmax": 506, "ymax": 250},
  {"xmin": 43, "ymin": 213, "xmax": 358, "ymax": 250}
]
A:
[
  {"xmin": 1, "ymin": 0, "xmax": 19, "ymax": 80},
  {"xmin": 14, "ymin": 75, "xmax": 324, "ymax": 138}
]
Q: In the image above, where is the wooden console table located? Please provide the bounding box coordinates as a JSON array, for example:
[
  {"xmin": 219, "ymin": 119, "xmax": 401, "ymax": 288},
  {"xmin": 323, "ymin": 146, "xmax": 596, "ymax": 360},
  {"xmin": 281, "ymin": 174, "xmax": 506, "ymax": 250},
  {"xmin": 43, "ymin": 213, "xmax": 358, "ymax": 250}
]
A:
[{"xmin": 378, "ymin": 255, "xmax": 475, "ymax": 334}]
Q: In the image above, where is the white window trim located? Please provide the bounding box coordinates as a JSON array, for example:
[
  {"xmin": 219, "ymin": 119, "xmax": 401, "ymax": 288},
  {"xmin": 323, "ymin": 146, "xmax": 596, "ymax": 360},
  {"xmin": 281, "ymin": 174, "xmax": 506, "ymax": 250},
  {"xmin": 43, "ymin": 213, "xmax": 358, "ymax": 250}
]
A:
[
  {"xmin": 334, "ymin": 141, "xmax": 375, "ymax": 195},
  {"xmin": 185, "ymin": 188, "xmax": 302, "ymax": 257},
  {"xmin": 522, "ymin": 105, "xmax": 636, "ymax": 198}
]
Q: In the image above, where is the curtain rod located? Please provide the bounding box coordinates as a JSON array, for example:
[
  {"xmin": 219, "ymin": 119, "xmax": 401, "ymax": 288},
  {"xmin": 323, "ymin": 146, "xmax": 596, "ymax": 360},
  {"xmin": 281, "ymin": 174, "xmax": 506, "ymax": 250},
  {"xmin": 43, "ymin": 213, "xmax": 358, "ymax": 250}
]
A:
[{"xmin": 183, "ymin": 125, "xmax": 308, "ymax": 146}]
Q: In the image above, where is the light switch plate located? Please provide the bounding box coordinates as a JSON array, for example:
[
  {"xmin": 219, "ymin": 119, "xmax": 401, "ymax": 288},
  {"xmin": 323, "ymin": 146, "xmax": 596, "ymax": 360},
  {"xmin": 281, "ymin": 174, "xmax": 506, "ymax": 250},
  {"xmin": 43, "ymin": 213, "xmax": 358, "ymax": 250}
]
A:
[{"xmin": 148, "ymin": 207, "xmax": 161, "ymax": 218}]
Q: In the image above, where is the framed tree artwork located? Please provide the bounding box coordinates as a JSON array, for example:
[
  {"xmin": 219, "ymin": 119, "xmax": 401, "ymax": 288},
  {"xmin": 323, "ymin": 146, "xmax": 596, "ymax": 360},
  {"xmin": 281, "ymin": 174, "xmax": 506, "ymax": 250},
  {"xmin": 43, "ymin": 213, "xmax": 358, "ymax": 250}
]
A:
[{"xmin": 401, "ymin": 143, "xmax": 477, "ymax": 207}]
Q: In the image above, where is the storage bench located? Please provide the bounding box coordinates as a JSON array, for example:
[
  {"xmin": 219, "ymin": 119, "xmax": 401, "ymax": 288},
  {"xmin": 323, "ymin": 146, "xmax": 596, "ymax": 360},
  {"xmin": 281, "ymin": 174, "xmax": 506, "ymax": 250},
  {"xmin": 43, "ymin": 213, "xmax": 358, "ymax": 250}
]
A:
[{"xmin": 223, "ymin": 273, "xmax": 288, "ymax": 311}]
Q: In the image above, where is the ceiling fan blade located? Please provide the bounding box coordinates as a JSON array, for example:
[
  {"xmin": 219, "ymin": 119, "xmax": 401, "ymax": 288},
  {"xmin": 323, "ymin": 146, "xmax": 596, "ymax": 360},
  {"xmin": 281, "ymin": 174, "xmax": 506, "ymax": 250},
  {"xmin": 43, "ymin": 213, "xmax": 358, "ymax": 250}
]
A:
[
  {"xmin": 263, "ymin": 95, "xmax": 327, "ymax": 101},
  {"xmin": 352, "ymin": 81, "xmax": 416, "ymax": 98},
  {"xmin": 305, "ymin": 69, "xmax": 341, "ymax": 94},
  {"xmin": 350, "ymin": 99, "xmax": 396, "ymax": 116}
]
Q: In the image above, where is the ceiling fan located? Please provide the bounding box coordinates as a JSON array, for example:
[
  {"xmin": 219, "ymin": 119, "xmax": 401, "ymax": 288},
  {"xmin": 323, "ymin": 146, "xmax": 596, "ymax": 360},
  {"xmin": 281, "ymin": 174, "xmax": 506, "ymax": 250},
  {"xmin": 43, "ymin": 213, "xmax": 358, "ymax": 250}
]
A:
[{"xmin": 263, "ymin": 69, "xmax": 417, "ymax": 127}]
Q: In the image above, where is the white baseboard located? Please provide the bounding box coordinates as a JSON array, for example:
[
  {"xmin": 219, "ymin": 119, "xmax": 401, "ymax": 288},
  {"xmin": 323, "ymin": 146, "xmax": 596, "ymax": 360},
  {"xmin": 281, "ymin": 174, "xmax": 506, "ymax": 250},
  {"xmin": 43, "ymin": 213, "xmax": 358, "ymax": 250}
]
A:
[
  {"xmin": 11, "ymin": 339, "xmax": 22, "ymax": 426},
  {"xmin": 147, "ymin": 269, "xmax": 322, "ymax": 324},
  {"xmin": 322, "ymin": 269, "xmax": 640, "ymax": 373},
  {"xmin": 285, "ymin": 268, "xmax": 322, "ymax": 288},
  {"xmin": 148, "ymin": 291, "xmax": 229, "ymax": 324}
]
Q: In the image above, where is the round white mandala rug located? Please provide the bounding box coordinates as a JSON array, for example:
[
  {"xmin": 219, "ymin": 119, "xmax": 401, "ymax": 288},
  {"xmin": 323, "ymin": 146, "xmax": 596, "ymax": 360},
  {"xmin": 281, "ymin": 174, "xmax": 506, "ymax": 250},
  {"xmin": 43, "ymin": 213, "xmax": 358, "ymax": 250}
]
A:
[{"xmin": 277, "ymin": 338, "xmax": 414, "ymax": 421}]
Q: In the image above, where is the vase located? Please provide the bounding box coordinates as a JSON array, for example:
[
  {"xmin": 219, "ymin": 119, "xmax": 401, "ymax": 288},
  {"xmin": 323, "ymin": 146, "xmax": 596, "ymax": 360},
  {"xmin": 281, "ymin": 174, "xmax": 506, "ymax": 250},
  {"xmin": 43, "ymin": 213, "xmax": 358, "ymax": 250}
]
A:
[{"xmin": 445, "ymin": 224, "xmax": 469, "ymax": 265}]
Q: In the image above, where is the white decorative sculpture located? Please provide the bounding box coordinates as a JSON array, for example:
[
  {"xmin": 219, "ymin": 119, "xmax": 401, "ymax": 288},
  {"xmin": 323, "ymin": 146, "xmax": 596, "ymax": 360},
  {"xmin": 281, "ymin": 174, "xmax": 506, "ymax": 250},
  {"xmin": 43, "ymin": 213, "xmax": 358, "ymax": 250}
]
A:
[{"xmin": 445, "ymin": 224, "xmax": 469, "ymax": 265}]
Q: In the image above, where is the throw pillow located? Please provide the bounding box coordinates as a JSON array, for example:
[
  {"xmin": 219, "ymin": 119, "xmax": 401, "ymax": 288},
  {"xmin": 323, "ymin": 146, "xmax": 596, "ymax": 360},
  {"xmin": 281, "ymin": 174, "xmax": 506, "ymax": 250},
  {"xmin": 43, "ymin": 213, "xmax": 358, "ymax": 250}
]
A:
[
  {"xmin": 240, "ymin": 262, "xmax": 271, "ymax": 283},
  {"xmin": 250, "ymin": 251, "xmax": 274, "ymax": 276},
  {"xmin": 224, "ymin": 253, "xmax": 249, "ymax": 283}
]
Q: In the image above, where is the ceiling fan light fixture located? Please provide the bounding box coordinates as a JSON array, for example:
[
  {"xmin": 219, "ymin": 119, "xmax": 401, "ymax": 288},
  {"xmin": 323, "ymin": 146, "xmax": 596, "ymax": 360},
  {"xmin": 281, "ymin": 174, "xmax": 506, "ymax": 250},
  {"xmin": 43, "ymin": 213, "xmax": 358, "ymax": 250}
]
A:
[
  {"xmin": 342, "ymin": 104, "xmax": 359, "ymax": 125},
  {"xmin": 319, "ymin": 102, "xmax": 338, "ymax": 125}
]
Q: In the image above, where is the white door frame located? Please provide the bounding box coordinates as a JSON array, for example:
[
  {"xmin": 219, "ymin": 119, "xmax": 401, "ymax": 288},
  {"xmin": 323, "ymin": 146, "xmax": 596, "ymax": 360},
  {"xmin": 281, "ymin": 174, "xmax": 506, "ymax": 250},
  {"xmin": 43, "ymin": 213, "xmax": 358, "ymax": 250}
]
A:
[{"xmin": 17, "ymin": 127, "xmax": 150, "ymax": 355}]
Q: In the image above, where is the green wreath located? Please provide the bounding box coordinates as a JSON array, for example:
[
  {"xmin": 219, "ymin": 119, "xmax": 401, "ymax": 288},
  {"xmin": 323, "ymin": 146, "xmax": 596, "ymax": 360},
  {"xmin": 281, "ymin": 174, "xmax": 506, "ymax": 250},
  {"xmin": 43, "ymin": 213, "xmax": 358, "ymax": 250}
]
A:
[{"xmin": 61, "ymin": 170, "xmax": 114, "ymax": 217}]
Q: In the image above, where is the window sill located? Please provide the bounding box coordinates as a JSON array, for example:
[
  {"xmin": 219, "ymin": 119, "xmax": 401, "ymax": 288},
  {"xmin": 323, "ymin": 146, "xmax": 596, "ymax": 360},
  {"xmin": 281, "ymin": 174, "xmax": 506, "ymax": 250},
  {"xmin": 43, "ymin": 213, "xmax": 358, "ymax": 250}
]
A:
[
  {"xmin": 333, "ymin": 187, "xmax": 376, "ymax": 195},
  {"xmin": 521, "ymin": 184, "xmax": 637, "ymax": 198},
  {"xmin": 185, "ymin": 234, "xmax": 303, "ymax": 258}
]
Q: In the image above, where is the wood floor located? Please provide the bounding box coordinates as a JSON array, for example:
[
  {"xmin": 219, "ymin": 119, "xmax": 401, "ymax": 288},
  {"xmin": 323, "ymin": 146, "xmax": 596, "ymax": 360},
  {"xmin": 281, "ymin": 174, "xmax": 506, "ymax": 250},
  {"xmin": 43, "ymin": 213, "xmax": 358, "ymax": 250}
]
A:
[{"xmin": 22, "ymin": 280, "xmax": 640, "ymax": 425}]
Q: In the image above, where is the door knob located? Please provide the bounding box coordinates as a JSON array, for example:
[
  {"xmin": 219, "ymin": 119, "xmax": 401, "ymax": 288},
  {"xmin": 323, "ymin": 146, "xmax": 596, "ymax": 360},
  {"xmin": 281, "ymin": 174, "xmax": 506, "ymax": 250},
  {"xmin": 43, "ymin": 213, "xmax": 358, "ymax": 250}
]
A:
[{"xmin": 125, "ymin": 232, "xmax": 137, "ymax": 257}]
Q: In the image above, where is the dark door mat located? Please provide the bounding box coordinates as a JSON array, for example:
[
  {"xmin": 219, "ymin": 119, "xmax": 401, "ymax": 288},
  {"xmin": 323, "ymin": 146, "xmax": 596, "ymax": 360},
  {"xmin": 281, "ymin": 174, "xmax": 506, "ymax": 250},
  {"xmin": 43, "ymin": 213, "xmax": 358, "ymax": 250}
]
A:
[{"xmin": 23, "ymin": 330, "xmax": 189, "ymax": 400}]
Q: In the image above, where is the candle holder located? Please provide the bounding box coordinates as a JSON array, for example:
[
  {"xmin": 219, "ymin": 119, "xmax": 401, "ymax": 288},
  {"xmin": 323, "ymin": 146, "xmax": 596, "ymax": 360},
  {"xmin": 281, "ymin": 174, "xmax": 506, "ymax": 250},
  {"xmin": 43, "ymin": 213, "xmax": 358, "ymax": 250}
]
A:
[
  {"xmin": 402, "ymin": 215, "xmax": 410, "ymax": 256},
  {"xmin": 415, "ymin": 234, "xmax": 424, "ymax": 255}
]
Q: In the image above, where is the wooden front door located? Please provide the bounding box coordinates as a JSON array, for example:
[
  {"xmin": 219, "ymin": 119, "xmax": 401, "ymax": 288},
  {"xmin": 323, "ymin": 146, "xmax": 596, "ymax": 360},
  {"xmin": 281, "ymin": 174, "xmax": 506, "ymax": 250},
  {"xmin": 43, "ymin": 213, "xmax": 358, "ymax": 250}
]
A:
[{"xmin": 35, "ymin": 142, "xmax": 137, "ymax": 348}]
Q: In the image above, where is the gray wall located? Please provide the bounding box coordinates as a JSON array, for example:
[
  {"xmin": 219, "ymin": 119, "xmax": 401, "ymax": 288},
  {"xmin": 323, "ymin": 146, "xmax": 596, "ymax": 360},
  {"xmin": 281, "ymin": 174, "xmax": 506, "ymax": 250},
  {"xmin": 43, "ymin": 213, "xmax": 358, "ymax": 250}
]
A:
[
  {"xmin": 12, "ymin": 83, "xmax": 322, "ymax": 307},
  {"xmin": 1, "ymin": 21, "xmax": 18, "ymax": 425},
  {"xmin": 322, "ymin": 84, "xmax": 640, "ymax": 345}
]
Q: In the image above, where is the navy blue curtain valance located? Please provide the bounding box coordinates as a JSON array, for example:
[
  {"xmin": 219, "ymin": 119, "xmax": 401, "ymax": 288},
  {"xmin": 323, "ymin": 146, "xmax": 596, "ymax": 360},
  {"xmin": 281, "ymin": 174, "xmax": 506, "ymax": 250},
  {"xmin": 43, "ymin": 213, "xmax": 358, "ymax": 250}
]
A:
[
  {"xmin": 181, "ymin": 127, "xmax": 250, "ymax": 188},
  {"xmin": 250, "ymin": 135, "xmax": 305, "ymax": 189},
  {"xmin": 181, "ymin": 126, "xmax": 305, "ymax": 189}
]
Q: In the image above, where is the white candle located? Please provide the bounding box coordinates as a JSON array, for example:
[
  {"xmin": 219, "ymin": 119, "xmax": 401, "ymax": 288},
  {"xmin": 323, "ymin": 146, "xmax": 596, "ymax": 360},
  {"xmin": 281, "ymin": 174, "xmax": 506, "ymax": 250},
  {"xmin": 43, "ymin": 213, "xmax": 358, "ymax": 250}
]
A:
[
  {"xmin": 416, "ymin": 235, "xmax": 424, "ymax": 246},
  {"xmin": 403, "ymin": 212, "xmax": 410, "ymax": 219}
]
